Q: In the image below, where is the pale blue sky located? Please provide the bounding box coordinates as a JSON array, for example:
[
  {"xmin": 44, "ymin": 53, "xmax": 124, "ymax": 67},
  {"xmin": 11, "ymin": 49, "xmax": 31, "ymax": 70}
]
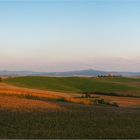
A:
[{"xmin": 0, "ymin": 0, "xmax": 140, "ymax": 72}]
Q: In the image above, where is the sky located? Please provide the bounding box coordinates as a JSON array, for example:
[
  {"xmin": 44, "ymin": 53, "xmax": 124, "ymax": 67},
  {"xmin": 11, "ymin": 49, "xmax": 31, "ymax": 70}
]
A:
[{"xmin": 0, "ymin": 0, "xmax": 140, "ymax": 72}]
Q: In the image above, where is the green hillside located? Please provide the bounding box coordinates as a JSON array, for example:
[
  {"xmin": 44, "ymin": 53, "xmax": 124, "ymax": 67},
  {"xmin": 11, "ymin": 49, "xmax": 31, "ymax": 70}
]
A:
[{"xmin": 4, "ymin": 76, "xmax": 140, "ymax": 97}]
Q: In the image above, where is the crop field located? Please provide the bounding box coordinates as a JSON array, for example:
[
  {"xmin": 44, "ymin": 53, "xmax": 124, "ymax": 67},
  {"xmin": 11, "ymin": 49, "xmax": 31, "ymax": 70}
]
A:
[
  {"xmin": 0, "ymin": 76, "xmax": 139, "ymax": 138},
  {"xmin": 0, "ymin": 98, "xmax": 140, "ymax": 139}
]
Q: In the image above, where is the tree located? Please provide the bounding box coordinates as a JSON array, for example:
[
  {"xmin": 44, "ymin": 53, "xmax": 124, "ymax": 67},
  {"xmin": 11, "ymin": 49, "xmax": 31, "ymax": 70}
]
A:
[
  {"xmin": 0, "ymin": 77, "xmax": 2, "ymax": 82},
  {"xmin": 80, "ymin": 83, "xmax": 93, "ymax": 98}
]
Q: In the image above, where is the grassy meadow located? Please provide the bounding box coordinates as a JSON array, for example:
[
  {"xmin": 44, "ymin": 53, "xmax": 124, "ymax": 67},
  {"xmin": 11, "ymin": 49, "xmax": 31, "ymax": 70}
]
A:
[{"xmin": 4, "ymin": 76, "xmax": 140, "ymax": 97}]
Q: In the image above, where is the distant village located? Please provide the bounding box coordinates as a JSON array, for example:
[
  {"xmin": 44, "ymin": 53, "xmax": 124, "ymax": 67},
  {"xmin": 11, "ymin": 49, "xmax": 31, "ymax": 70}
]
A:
[{"xmin": 97, "ymin": 73, "xmax": 122, "ymax": 78}]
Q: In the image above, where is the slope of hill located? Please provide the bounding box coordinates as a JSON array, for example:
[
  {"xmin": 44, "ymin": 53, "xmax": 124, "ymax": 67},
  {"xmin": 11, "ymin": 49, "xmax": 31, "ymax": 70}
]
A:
[
  {"xmin": 4, "ymin": 76, "xmax": 140, "ymax": 97},
  {"xmin": 1, "ymin": 76, "xmax": 140, "ymax": 138}
]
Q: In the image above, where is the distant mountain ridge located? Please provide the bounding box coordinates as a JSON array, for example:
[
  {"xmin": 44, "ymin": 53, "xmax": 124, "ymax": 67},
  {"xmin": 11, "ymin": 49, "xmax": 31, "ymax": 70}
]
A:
[
  {"xmin": 0, "ymin": 69, "xmax": 140, "ymax": 77},
  {"xmin": 45, "ymin": 69, "xmax": 108, "ymax": 77}
]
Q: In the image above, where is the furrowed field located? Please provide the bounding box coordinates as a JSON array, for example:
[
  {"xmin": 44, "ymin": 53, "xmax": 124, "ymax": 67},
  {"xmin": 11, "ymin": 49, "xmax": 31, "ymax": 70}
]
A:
[
  {"xmin": 0, "ymin": 76, "xmax": 139, "ymax": 138},
  {"xmin": 0, "ymin": 104, "xmax": 140, "ymax": 139}
]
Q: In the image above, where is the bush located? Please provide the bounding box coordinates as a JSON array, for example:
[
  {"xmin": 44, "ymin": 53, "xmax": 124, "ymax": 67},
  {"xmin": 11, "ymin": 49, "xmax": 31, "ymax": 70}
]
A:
[
  {"xmin": 112, "ymin": 102, "xmax": 119, "ymax": 107},
  {"xmin": 94, "ymin": 98, "xmax": 119, "ymax": 107}
]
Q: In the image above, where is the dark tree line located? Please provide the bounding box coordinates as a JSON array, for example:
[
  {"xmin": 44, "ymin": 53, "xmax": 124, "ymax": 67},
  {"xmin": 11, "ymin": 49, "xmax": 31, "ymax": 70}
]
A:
[{"xmin": 0, "ymin": 77, "xmax": 2, "ymax": 82}]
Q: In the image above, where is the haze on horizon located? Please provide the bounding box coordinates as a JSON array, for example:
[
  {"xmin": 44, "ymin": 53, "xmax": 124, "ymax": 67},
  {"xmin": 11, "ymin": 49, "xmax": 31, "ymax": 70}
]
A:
[{"xmin": 0, "ymin": 0, "xmax": 140, "ymax": 72}]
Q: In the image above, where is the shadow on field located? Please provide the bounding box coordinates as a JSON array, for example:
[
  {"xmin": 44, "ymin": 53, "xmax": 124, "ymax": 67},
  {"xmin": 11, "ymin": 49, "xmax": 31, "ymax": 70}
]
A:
[{"xmin": 0, "ymin": 103, "xmax": 140, "ymax": 139}]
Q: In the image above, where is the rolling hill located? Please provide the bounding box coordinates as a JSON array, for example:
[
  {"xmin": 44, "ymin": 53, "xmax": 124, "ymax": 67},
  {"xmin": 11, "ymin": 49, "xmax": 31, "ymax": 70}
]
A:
[{"xmin": 4, "ymin": 76, "xmax": 140, "ymax": 97}]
